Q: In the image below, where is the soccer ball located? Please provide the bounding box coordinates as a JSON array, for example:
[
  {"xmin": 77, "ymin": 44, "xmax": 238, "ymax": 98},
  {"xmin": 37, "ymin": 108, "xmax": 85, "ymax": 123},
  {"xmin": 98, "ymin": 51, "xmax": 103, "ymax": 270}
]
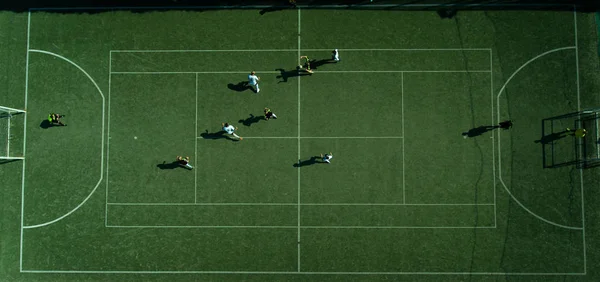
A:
[{"xmin": 298, "ymin": 65, "xmax": 303, "ymax": 69}]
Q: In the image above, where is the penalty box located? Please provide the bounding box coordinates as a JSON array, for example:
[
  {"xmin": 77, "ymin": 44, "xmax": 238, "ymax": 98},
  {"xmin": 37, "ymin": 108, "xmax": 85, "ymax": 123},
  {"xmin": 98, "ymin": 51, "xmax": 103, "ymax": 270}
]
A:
[{"xmin": 107, "ymin": 50, "xmax": 494, "ymax": 227}]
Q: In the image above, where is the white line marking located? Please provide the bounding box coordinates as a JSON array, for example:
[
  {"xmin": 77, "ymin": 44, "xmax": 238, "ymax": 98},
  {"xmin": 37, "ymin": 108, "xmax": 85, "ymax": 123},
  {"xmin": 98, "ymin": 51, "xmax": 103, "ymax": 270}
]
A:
[
  {"xmin": 106, "ymin": 202, "xmax": 495, "ymax": 206},
  {"xmin": 496, "ymin": 46, "xmax": 582, "ymax": 230},
  {"xmin": 31, "ymin": 3, "xmax": 574, "ymax": 10},
  {"xmin": 18, "ymin": 269, "xmax": 587, "ymax": 275},
  {"xmin": 109, "ymin": 48, "xmax": 492, "ymax": 53},
  {"xmin": 0, "ymin": 105, "xmax": 27, "ymax": 112},
  {"xmin": 490, "ymin": 49, "xmax": 497, "ymax": 228},
  {"xmin": 195, "ymin": 73, "xmax": 198, "ymax": 203},
  {"xmin": 202, "ymin": 136, "xmax": 404, "ymax": 139},
  {"xmin": 111, "ymin": 70, "xmax": 491, "ymax": 74},
  {"xmin": 296, "ymin": 8, "xmax": 302, "ymax": 273},
  {"xmin": 19, "ymin": 10, "xmax": 31, "ymax": 272},
  {"xmin": 496, "ymin": 47, "xmax": 575, "ymax": 101},
  {"xmin": 111, "ymin": 49, "xmax": 298, "ymax": 53},
  {"xmin": 6, "ymin": 115, "xmax": 10, "ymax": 156},
  {"xmin": 106, "ymin": 225, "xmax": 495, "ymax": 229},
  {"xmin": 302, "ymin": 48, "xmax": 493, "ymax": 52},
  {"xmin": 0, "ymin": 156, "xmax": 25, "ymax": 160},
  {"xmin": 596, "ymin": 114, "xmax": 599, "ymax": 158},
  {"xmin": 574, "ymin": 7, "xmax": 587, "ymax": 274},
  {"xmin": 401, "ymin": 72, "xmax": 405, "ymax": 204},
  {"xmin": 24, "ymin": 49, "xmax": 106, "ymax": 229},
  {"xmin": 111, "ymin": 71, "xmax": 281, "ymax": 74},
  {"xmin": 105, "ymin": 51, "xmax": 112, "ymax": 227}
]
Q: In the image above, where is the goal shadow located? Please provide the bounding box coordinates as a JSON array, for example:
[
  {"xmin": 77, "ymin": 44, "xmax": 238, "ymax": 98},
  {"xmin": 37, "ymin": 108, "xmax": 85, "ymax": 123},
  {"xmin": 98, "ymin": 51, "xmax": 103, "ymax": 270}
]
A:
[{"xmin": 541, "ymin": 109, "xmax": 600, "ymax": 169}]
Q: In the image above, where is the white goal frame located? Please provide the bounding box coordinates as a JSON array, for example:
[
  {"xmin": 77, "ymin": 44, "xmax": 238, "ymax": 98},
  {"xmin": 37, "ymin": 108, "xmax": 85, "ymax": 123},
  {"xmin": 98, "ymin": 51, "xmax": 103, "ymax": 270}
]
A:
[{"xmin": 0, "ymin": 105, "xmax": 26, "ymax": 160}]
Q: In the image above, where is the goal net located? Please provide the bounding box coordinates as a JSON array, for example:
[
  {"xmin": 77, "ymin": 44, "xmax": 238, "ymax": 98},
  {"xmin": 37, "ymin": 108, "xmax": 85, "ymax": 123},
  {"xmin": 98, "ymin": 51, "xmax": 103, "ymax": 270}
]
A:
[
  {"xmin": 542, "ymin": 108, "xmax": 600, "ymax": 169},
  {"xmin": 0, "ymin": 105, "xmax": 26, "ymax": 161}
]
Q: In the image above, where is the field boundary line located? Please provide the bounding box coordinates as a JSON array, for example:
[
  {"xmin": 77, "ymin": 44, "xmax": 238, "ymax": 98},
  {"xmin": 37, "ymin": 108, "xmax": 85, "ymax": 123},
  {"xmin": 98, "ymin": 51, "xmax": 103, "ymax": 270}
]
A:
[
  {"xmin": 23, "ymin": 49, "xmax": 106, "ymax": 229},
  {"xmin": 109, "ymin": 48, "xmax": 492, "ymax": 53},
  {"xmin": 490, "ymin": 48, "xmax": 497, "ymax": 228},
  {"xmin": 111, "ymin": 70, "xmax": 491, "ymax": 74},
  {"xmin": 6, "ymin": 112, "xmax": 10, "ymax": 156},
  {"xmin": 204, "ymin": 136, "xmax": 404, "ymax": 139},
  {"xmin": 296, "ymin": 8, "xmax": 302, "ymax": 273},
  {"xmin": 105, "ymin": 225, "xmax": 496, "ymax": 229},
  {"xmin": 195, "ymin": 73, "xmax": 198, "ymax": 203},
  {"xmin": 106, "ymin": 202, "xmax": 495, "ymax": 206},
  {"xmin": 30, "ymin": 3, "xmax": 577, "ymax": 11},
  {"xmin": 105, "ymin": 51, "xmax": 112, "ymax": 227},
  {"xmin": 19, "ymin": 269, "xmax": 587, "ymax": 275},
  {"xmin": 401, "ymin": 72, "xmax": 405, "ymax": 203},
  {"xmin": 19, "ymin": 10, "xmax": 31, "ymax": 272},
  {"xmin": 496, "ymin": 46, "xmax": 582, "ymax": 231},
  {"xmin": 573, "ymin": 7, "xmax": 587, "ymax": 274}
]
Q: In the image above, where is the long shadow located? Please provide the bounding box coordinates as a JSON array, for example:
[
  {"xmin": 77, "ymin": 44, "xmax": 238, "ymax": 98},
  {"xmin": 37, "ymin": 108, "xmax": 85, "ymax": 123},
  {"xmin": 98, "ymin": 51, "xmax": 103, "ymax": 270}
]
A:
[
  {"xmin": 276, "ymin": 68, "xmax": 312, "ymax": 83},
  {"xmin": 157, "ymin": 161, "xmax": 180, "ymax": 170},
  {"xmin": 310, "ymin": 59, "xmax": 336, "ymax": 70},
  {"xmin": 462, "ymin": 125, "xmax": 497, "ymax": 138},
  {"xmin": 0, "ymin": 159, "xmax": 21, "ymax": 165},
  {"xmin": 239, "ymin": 114, "xmax": 264, "ymax": 127},
  {"xmin": 227, "ymin": 81, "xmax": 252, "ymax": 92},
  {"xmin": 535, "ymin": 130, "xmax": 569, "ymax": 144},
  {"xmin": 293, "ymin": 156, "xmax": 322, "ymax": 167},
  {"xmin": 259, "ymin": 3, "xmax": 295, "ymax": 15},
  {"xmin": 200, "ymin": 129, "xmax": 227, "ymax": 140}
]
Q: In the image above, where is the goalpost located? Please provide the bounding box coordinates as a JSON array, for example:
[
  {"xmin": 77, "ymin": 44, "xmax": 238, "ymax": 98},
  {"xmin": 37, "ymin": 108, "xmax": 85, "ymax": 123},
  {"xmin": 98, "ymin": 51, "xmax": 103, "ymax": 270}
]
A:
[
  {"xmin": 542, "ymin": 108, "xmax": 600, "ymax": 169},
  {"xmin": 0, "ymin": 105, "xmax": 26, "ymax": 161}
]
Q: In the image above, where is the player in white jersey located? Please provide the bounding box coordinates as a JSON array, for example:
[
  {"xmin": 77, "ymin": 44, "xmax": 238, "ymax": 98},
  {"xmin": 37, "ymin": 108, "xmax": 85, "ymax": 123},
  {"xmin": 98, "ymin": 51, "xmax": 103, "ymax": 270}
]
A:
[
  {"xmin": 321, "ymin": 152, "xmax": 333, "ymax": 163},
  {"xmin": 331, "ymin": 49, "xmax": 340, "ymax": 62},
  {"xmin": 222, "ymin": 122, "xmax": 243, "ymax": 140},
  {"xmin": 247, "ymin": 71, "xmax": 260, "ymax": 93}
]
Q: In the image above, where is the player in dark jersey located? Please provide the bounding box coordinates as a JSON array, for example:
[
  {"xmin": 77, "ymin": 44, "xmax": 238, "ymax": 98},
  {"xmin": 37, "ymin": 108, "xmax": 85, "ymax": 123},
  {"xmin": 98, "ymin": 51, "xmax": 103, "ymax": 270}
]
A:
[
  {"xmin": 176, "ymin": 156, "xmax": 193, "ymax": 169},
  {"xmin": 264, "ymin": 107, "xmax": 278, "ymax": 121}
]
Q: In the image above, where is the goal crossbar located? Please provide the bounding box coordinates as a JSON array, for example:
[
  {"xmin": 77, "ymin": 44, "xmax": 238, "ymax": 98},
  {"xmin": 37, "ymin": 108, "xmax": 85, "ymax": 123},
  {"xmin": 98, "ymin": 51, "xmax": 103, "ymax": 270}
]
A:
[
  {"xmin": 0, "ymin": 156, "xmax": 24, "ymax": 160},
  {"xmin": 0, "ymin": 105, "xmax": 26, "ymax": 113}
]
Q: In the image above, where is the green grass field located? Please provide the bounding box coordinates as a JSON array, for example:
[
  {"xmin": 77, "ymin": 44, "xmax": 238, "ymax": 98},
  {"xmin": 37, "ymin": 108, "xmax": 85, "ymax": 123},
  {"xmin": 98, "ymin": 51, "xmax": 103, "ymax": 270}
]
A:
[{"xmin": 1, "ymin": 6, "xmax": 600, "ymax": 281}]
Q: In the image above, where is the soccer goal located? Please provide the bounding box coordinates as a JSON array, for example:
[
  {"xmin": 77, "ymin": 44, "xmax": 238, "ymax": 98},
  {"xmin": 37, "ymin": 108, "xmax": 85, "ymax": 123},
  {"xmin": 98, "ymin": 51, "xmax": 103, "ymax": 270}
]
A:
[
  {"xmin": 0, "ymin": 105, "xmax": 26, "ymax": 161},
  {"xmin": 542, "ymin": 108, "xmax": 600, "ymax": 169}
]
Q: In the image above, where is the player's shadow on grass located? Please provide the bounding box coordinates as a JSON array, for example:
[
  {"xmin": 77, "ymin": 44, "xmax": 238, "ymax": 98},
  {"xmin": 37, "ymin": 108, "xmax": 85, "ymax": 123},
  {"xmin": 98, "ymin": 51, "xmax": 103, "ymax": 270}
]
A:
[
  {"xmin": 462, "ymin": 125, "xmax": 497, "ymax": 138},
  {"xmin": 310, "ymin": 59, "xmax": 336, "ymax": 70},
  {"xmin": 276, "ymin": 68, "xmax": 312, "ymax": 83},
  {"xmin": 157, "ymin": 161, "xmax": 180, "ymax": 170},
  {"xmin": 534, "ymin": 130, "xmax": 570, "ymax": 144},
  {"xmin": 40, "ymin": 120, "xmax": 52, "ymax": 129},
  {"xmin": 200, "ymin": 129, "xmax": 227, "ymax": 139},
  {"xmin": 239, "ymin": 114, "xmax": 264, "ymax": 127},
  {"xmin": 227, "ymin": 81, "xmax": 252, "ymax": 92},
  {"xmin": 293, "ymin": 156, "xmax": 322, "ymax": 167},
  {"xmin": 200, "ymin": 129, "xmax": 240, "ymax": 142},
  {"xmin": 40, "ymin": 119, "xmax": 66, "ymax": 129}
]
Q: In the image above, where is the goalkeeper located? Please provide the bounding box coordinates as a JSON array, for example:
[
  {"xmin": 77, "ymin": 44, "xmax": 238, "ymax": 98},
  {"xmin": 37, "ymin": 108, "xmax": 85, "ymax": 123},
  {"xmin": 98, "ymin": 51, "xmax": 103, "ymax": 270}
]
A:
[{"xmin": 48, "ymin": 113, "xmax": 66, "ymax": 126}]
